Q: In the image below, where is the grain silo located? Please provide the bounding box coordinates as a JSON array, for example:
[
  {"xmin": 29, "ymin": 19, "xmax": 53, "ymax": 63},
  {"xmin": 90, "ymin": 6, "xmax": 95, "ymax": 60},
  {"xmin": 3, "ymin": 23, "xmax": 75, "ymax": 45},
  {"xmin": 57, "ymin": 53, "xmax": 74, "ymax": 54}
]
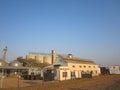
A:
[
  {"xmin": 36, "ymin": 55, "xmax": 44, "ymax": 63},
  {"xmin": 52, "ymin": 50, "xmax": 57, "ymax": 64},
  {"xmin": 26, "ymin": 54, "xmax": 35, "ymax": 60},
  {"xmin": 44, "ymin": 55, "xmax": 52, "ymax": 64}
]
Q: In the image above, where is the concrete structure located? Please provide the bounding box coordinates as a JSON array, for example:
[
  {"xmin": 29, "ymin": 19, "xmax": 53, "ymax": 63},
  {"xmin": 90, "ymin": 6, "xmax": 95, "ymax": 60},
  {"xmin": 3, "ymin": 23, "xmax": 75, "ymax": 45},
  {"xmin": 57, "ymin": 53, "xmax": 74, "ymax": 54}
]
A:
[
  {"xmin": 26, "ymin": 54, "xmax": 35, "ymax": 60},
  {"xmin": 43, "ymin": 54, "xmax": 100, "ymax": 81},
  {"xmin": 44, "ymin": 55, "xmax": 52, "ymax": 64},
  {"xmin": 109, "ymin": 65, "xmax": 120, "ymax": 74},
  {"xmin": 35, "ymin": 55, "xmax": 44, "ymax": 63},
  {"xmin": 52, "ymin": 50, "xmax": 57, "ymax": 64}
]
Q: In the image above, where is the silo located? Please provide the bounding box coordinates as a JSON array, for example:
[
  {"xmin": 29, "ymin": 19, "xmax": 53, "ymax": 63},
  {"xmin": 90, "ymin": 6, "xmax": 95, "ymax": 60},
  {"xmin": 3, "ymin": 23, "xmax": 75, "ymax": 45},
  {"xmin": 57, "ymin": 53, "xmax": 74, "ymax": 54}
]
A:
[
  {"xmin": 52, "ymin": 50, "xmax": 57, "ymax": 64},
  {"xmin": 26, "ymin": 54, "xmax": 35, "ymax": 60},
  {"xmin": 44, "ymin": 55, "xmax": 52, "ymax": 64},
  {"xmin": 36, "ymin": 55, "xmax": 43, "ymax": 63}
]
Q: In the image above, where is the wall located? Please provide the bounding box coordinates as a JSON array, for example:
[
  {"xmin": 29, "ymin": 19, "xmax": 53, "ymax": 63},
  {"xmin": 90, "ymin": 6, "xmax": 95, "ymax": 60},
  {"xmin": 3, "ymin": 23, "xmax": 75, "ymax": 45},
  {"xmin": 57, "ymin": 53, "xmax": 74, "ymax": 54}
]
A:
[
  {"xmin": 68, "ymin": 62, "xmax": 100, "ymax": 77},
  {"xmin": 109, "ymin": 65, "xmax": 120, "ymax": 74},
  {"xmin": 59, "ymin": 66, "xmax": 71, "ymax": 81}
]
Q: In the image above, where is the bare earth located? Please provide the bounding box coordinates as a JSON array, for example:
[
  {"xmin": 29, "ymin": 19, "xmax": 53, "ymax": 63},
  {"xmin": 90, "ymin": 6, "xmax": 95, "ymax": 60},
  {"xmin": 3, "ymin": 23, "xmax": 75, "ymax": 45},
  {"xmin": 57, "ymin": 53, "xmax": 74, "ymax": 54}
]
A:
[{"xmin": 0, "ymin": 74, "xmax": 120, "ymax": 90}]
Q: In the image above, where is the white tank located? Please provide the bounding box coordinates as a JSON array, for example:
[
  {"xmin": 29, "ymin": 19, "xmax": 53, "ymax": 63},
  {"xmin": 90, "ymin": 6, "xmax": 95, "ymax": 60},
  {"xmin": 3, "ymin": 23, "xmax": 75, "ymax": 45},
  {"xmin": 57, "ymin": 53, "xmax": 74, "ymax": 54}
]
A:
[
  {"xmin": 44, "ymin": 55, "xmax": 52, "ymax": 64},
  {"xmin": 36, "ymin": 55, "xmax": 43, "ymax": 63}
]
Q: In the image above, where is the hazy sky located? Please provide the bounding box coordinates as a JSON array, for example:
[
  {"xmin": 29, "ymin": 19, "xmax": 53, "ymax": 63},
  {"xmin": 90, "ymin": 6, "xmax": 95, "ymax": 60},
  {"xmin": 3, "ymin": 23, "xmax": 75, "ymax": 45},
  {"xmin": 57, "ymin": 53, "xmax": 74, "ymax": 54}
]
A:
[{"xmin": 0, "ymin": 0, "xmax": 120, "ymax": 66}]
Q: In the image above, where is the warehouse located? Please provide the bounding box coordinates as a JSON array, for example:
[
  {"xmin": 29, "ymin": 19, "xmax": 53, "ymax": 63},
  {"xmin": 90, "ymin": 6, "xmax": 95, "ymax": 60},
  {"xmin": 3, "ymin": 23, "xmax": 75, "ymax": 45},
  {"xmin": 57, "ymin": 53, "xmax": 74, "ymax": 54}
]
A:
[{"xmin": 43, "ymin": 54, "xmax": 101, "ymax": 81}]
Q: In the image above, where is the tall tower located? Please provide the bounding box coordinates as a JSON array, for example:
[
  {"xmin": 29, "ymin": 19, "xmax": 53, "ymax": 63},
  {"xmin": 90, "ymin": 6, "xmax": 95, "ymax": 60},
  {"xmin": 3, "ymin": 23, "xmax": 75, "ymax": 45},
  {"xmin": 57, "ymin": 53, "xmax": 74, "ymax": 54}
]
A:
[
  {"xmin": 51, "ymin": 50, "xmax": 57, "ymax": 64},
  {"xmin": 3, "ymin": 46, "xmax": 7, "ymax": 61}
]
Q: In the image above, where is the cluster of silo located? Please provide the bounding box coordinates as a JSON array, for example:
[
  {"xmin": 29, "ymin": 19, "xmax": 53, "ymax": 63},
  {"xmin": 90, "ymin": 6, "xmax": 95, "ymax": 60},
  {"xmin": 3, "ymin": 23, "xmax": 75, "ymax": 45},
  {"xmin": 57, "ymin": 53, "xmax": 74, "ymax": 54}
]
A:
[{"xmin": 26, "ymin": 50, "xmax": 57, "ymax": 65}]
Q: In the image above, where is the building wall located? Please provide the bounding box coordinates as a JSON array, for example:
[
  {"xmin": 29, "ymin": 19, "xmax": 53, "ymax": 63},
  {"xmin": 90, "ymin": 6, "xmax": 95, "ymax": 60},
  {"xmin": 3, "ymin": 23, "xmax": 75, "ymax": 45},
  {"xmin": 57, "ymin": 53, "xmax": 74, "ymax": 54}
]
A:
[
  {"xmin": 57, "ymin": 63, "xmax": 100, "ymax": 81},
  {"xmin": 59, "ymin": 66, "xmax": 71, "ymax": 81},
  {"xmin": 68, "ymin": 62, "xmax": 100, "ymax": 77},
  {"xmin": 109, "ymin": 65, "xmax": 120, "ymax": 74}
]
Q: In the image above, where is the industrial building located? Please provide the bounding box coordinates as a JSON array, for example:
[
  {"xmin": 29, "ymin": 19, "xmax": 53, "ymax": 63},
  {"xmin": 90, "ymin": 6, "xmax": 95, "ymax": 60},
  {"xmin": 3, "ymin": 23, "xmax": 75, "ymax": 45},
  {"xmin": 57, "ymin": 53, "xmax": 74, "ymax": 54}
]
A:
[
  {"xmin": 43, "ymin": 54, "xmax": 101, "ymax": 81},
  {"xmin": 0, "ymin": 49, "xmax": 101, "ymax": 81}
]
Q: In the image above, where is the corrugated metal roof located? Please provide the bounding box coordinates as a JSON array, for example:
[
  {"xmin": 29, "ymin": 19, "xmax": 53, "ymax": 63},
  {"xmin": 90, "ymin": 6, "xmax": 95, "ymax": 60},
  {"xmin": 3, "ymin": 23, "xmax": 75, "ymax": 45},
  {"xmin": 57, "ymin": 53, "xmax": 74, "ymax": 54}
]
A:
[
  {"xmin": 58, "ymin": 55, "xmax": 96, "ymax": 65},
  {"xmin": 0, "ymin": 66, "xmax": 29, "ymax": 69}
]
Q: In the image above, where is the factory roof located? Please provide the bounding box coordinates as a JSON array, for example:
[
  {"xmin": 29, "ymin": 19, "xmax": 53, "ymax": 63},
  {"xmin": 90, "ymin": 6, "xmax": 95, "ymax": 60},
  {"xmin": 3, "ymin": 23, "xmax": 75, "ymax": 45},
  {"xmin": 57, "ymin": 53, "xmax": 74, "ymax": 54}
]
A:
[{"xmin": 59, "ymin": 55, "xmax": 96, "ymax": 65}]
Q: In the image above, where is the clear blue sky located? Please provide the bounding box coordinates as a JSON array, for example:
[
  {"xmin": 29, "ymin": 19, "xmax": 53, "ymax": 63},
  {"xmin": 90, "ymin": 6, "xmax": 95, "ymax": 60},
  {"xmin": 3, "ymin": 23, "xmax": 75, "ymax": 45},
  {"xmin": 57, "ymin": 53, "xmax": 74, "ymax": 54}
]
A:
[{"xmin": 0, "ymin": 0, "xmax": 120, "ymax": 66}]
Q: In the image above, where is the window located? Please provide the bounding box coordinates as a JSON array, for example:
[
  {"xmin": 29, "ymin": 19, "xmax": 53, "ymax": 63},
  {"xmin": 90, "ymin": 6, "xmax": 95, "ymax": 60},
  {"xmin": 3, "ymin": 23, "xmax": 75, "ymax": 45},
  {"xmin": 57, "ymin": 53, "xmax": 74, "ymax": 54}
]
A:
[
  {"xmin": 84, "ymin": 66, "xmax": 86, "ymax": 68},
  {"xmin": 81, "ymin": 71, "xmax": 85, "ymax": 74},
  {"xmin": 91, "ymin": 71, "xmax": 93, "ymax": 74},
  {"xmin": 93, "ymin": 66, "xmax": 95, "ymax": 68},
  {"xmin": 72, "ymin": 65, "xmax": 75, "ymax": 68},
  {"xmin": 71, "ymin": 72, "xmax": 75, "ymax": 76},
  {"xmin": 71, "ymin": 72, "xmax": 76, "ymax": 79},
  {"xmin": 95, "ymin": 71, "xmax": 97, "ymax": 74},
  {"xmin": 63, "ymin": 72, "xmax": 67, "ymax": 77},
  {"xmin": 79, "ymin": 65, "xmax": 82, "ymax": 68},
  {"xmin": 113, "ymin": 66, "xmax": 116, "ymax": 69},
  {"xmin": 89, "ymin": 66, "xmax": 91, "ymax": 68}
]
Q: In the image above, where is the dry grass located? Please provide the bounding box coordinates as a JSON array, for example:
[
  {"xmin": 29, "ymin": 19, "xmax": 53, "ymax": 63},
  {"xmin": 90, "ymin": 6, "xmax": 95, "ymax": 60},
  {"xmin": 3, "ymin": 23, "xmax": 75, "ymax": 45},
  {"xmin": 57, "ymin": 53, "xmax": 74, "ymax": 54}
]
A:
[{"xmin": 0, "ymin": 74, "xmax": 120, "ymax": 90}]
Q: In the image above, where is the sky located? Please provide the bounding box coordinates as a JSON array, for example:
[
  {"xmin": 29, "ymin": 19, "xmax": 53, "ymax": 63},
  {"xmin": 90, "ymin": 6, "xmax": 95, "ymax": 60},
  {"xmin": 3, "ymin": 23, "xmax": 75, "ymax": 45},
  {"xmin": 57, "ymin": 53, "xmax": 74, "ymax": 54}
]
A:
[{"xmin": 0, "ymin": 0, "xmax": 120, "ymax": 66}]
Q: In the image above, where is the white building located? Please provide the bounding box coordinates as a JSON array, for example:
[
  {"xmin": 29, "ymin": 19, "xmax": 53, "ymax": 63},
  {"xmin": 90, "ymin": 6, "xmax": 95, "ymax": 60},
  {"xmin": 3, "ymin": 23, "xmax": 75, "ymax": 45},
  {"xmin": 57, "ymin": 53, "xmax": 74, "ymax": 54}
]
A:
[
  {"xmin": 109, "ymin": 65, "xmax": 120, "ymax": 74},
  {"xmin": 43, "ymin": 54, "xmax": 101, "ymax": 81}
]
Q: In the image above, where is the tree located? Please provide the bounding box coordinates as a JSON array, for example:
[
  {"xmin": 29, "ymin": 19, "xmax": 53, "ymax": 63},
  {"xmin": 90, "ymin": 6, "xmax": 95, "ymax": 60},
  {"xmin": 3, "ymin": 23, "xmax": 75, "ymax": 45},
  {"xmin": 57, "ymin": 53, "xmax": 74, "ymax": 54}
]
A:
[
  {"xmin": 23, "ymin": 59, "xmax": 50, "ymax": 68},
  {"xmin": 16, "ymin": 57, "xmax": 50, "ymax": 68}
]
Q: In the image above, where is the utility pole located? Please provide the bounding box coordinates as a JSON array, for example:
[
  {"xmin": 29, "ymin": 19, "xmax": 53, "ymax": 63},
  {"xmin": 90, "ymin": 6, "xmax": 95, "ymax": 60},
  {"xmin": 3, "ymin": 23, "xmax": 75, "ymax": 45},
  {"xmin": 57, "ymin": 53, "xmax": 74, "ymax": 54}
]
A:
[{"xmin": 0, "ymin": 68, "xmax": 4, "ymax": 88}]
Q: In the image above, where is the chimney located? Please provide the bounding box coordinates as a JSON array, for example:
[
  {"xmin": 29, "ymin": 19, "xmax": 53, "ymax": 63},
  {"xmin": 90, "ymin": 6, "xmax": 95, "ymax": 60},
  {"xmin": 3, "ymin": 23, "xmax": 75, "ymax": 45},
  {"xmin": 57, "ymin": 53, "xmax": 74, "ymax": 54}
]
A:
[{"xmin": 51, "ymin": 50, "xmax": 57, "ymax": 64}]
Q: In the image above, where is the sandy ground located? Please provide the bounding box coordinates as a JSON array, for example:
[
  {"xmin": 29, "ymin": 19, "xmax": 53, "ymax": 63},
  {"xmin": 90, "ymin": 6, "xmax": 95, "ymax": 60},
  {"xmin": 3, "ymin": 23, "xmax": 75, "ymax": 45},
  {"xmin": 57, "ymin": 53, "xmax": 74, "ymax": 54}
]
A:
[
  {"xmin": 0, "ymin": 77, "xmax": 42, "ymax": 88},
  {"xmin": 0, "ymin": 74, "xmax": 120, "ymax": 90}
]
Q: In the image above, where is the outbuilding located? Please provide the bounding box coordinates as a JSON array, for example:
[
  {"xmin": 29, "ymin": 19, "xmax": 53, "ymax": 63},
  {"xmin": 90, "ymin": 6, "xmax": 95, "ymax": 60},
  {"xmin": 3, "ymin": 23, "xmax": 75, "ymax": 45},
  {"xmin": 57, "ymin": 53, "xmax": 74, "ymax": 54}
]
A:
[{"xmin": 109, "ymin": 65, "xmax": 120, "ymax": 74}]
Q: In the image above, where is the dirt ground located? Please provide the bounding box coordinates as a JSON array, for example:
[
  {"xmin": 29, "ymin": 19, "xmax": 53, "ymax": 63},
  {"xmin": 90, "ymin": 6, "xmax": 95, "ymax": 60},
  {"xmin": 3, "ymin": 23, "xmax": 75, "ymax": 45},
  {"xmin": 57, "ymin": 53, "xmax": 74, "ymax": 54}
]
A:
[{"xmin": 0, "ymin": 74, "xmax": 120, "ymax": 90}]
